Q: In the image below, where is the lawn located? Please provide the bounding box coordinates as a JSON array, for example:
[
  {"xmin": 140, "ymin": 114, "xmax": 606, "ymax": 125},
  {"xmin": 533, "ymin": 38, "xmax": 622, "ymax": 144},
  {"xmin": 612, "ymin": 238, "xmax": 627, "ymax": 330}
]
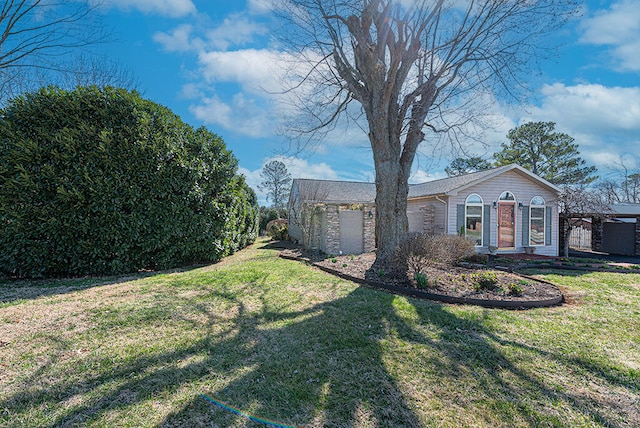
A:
[{"xmin": 1, "ymin": 239, "xmax": 639, "ymax": 427}]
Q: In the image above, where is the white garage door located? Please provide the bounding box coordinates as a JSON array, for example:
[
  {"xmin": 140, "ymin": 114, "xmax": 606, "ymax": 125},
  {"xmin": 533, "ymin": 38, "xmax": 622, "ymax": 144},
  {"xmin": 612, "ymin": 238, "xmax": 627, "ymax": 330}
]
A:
[{"xmin": 339, "ymin": 210, "xmax": 364, "ymax": 254}]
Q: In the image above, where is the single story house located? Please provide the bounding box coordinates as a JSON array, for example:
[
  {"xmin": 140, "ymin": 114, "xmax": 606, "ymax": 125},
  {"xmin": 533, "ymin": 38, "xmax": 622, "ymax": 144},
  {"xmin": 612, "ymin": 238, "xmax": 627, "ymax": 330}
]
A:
[{"xmin": 288, "ymin": 164, "xmax": 560, "ymax": 256}]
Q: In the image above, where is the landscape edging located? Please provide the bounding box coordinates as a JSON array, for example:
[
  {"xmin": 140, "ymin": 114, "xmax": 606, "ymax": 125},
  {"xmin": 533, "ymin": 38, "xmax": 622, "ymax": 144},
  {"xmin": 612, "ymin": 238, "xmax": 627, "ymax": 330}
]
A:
[{"xmin": 279, "ymin": 253, "xmax": 564, "ymax": 309}]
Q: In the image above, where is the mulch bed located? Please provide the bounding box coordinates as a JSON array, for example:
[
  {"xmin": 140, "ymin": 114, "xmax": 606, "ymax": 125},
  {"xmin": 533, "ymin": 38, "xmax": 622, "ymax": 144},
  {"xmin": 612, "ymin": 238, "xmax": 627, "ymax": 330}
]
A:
[{"xmin": 278, "ymin": 245, "xmax": 564, "ymax": 309}]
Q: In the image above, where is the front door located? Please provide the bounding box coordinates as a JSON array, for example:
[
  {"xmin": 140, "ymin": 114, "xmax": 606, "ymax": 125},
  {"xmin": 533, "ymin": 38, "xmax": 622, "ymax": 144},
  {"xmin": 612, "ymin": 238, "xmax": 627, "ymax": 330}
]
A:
[{"xmin": 498, "ymin": 203, "xmax": 515, "ymax": 249}]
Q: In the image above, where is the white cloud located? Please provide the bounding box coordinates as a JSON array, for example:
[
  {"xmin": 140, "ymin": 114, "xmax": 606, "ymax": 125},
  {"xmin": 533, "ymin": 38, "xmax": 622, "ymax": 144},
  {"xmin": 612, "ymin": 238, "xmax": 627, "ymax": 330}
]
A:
[
  {"xmin": 205, "ymin": 14, "xmax": 268, "ymax": 51},
  {"xmin": 579, "ymin": 0, "xmax": 640, "ymax": 72},
  {"xmin": 153, "ymin": 15, "xmax": 268, "ymax": 53},
  {"xmin": 532, "ymin": 83, "xmax": 640, "ymax": 136},
  {"xmin": 190, "ymin": 93, "xmax": 273, "ymax": 137},
  {"xmin": 248, "ymin": 0, "xmax": 274, "ymax": 14},
  {"xmin": 197, "ymin": 49, "xmax": 292, "ymax": 94},
  {"xmin": 94, "ymin": 0, "xmax": 196, "ymax": 17},
  {"xmin": 153, "ymin": 24, "xmax": 203, "ymax": 52}
]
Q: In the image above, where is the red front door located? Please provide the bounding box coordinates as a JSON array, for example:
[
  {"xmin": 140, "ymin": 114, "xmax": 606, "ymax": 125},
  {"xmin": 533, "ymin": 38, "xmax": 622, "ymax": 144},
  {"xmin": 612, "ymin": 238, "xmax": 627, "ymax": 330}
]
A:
[{"xmin": 498, "ymin": 203, "xmax": 515, "ymax": 248}]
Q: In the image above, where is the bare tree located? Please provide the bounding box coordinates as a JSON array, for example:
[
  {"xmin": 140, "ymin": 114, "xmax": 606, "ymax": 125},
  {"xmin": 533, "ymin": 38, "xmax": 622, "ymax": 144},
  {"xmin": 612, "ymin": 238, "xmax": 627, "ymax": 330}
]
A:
[
  {"xmin": 288, "ymin": 180, "xmax": 329, "ymax": 250},
  {"xmin": 557, "ymin": 186, "xmax": 610, "ymax": 258},
  {"xmin": 273, "ymin": 0, "xmax": 577, "ymax": 266},
  {"xmin": 58, "ymin": 55, "xmax": 140, "ymax": 91},
  {"xmin": 597, "ymin": 160, "xmax": 640, "ymax": 204},
  {"xmin": 0, "ymin": 0, "xmax": 108, "ymax": 103}
]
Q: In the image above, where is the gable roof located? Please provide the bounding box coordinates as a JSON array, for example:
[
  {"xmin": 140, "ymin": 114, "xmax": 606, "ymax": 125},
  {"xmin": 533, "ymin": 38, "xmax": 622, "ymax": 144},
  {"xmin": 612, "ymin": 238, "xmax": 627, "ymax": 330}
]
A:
[
  {"xmin": 408, "ymin": 164, "xmax": 560, "ymax": 198},
  {"xmin": 291, "ymin": 164, "xmax": 561, "ymax": 204},
  {"xmin": 291, "ymin": 178, "xmax": 376, "ymax": 204}
]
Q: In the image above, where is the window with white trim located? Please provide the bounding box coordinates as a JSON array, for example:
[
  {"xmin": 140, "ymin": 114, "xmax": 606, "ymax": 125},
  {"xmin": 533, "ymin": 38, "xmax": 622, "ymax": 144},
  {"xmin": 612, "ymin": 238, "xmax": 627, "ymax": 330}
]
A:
[
  {"xmin": 529, "ymin": 196, "xmax": 545, "ymax": 246},
  {"xmin": 465, "ymin": 194, "xmax": 483, "ymax": 246}
]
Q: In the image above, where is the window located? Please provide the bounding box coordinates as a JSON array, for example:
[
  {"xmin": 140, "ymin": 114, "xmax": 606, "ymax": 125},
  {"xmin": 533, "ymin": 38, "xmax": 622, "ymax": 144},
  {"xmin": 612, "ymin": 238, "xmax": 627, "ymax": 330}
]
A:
[
  {"xmin": 529, "ymin": 196, "xmax": 545, "ymax": 246},
  {"xmin": 499, "ymin": 191, "xmax": 515, "ymax": 201},
  {"xmin": 465, "ymin": 194, "xmax": 483, "ymax": 246}
]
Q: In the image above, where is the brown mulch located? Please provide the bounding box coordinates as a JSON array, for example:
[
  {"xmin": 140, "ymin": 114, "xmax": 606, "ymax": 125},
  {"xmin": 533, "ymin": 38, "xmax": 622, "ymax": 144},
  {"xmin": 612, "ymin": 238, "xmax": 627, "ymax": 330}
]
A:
[{"xmin": 279, "ymin": 245, "xmax": 564, "ymax": 308}]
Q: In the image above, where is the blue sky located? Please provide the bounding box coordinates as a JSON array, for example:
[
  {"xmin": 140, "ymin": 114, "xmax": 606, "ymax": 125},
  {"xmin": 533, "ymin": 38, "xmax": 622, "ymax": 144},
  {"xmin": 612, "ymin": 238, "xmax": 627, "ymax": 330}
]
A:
[{"xmin": 95, "ymin": 0, "xmax": 639, "ymax": 204}]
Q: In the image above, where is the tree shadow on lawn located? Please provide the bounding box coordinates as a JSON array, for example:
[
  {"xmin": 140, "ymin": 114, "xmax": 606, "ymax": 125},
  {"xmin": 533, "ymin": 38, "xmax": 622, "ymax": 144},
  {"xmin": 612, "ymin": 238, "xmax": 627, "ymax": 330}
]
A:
[
  {"xmin": 2, "ymin": 282, "xmax": 637, "ymax": 427},
  {"xmin": 0, "ymin": 264, "xmax": 209, "ymax": 306}
]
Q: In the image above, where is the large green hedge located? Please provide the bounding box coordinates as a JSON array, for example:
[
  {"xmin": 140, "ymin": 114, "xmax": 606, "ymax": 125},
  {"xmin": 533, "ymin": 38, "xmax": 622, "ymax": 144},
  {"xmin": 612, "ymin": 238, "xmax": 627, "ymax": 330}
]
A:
[{"xmin": 0, "ymin": 86, "xmax": 258, "ymax": 277}]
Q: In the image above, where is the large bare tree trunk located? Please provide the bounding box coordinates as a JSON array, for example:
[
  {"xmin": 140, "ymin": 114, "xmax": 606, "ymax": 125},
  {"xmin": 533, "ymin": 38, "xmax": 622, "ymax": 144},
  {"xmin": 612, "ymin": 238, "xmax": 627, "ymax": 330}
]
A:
[{"xmin": 374, "ymin": 160, "xmax": 410, "ymax": 264}]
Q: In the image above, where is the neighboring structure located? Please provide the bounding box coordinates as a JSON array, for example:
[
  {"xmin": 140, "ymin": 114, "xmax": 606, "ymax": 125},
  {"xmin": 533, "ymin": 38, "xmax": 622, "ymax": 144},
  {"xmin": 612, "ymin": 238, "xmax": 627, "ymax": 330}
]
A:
[
  {"xmin": 289, "ymin": 164, "xmax": 560, "ymax": 256},
  {"xmin": 587, "ymin": 204, "xmax": 640, "ymax": 256}
]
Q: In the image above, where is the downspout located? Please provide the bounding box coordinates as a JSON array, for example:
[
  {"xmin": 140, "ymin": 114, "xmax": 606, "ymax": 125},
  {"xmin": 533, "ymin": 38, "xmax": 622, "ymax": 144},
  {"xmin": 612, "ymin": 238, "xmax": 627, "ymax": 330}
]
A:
[{"xmin": 435, "ymin": 195, "xmax": 448, "ymax": 234}]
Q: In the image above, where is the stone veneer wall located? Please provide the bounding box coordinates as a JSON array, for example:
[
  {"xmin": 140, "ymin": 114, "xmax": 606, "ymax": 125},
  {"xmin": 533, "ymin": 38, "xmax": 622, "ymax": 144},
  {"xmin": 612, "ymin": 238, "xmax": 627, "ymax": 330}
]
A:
[
  {"xmin": 636, "ymin": 216, "xmax": 640, "ymax": 256},
  {"xmin": 558, "ymin": 216, "xmax": 567, "ymax": 253},
  {"xmin": 363, "ymin": 204, "xmax": 376, "ymax": 252},
  {"xmin": 325, "ymin": 205, "xmax": 340, "ymax": 255},
  {"xmin": 591, "ymin": 218, "xmax": 603, "ymax": 252},
  {"xmin": 322, "ymin": 203, "xmax": 377, "ymax": 255}
]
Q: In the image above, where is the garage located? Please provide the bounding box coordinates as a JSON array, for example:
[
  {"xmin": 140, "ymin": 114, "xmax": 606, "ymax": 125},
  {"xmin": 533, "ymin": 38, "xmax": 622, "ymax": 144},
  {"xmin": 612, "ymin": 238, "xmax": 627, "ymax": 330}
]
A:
[
  {"xmin": 339, "ymin": 210, "xmax": 364, "ymax": 255},
  {"xmin": 602, "ymin": 220, "xmax": 637, "ymax": 256}
]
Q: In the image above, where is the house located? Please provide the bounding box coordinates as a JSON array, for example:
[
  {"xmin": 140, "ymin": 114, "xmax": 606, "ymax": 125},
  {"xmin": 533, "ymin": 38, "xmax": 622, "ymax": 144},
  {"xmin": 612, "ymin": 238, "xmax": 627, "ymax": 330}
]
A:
[{"xmin": 288, "ymin": 164, "xmax": 560, "ymax": 256}]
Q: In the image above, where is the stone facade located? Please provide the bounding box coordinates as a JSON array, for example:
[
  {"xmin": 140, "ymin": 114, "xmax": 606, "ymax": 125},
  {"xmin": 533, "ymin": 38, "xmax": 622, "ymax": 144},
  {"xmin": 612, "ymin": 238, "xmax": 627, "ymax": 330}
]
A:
[
  {"xmin": 325, "ymin": 205, "xmax": 340, "ymax": 255},
  {"xmin": 636, "ymin": 216, "xmax": 640, "ymax": 256},
  {"xmin": 320, "ymin": 203, "xmax": 377, "ymax": 255},
  {"xmin": 591, "ymin": 217, "xmax": 603, "ymax": 252},
  {"xmin": 363, "ymin": 204, "xmax": 376, "ymax": 252}
]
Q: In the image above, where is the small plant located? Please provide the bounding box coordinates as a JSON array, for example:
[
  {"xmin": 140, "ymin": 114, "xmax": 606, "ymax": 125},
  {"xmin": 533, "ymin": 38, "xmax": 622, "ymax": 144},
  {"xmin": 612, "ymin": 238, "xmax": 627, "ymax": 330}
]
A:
[
  {"xmin": 377, "ymin": 269, "xmax": 385, "ymax": 277},
  {"xmin": 433, "ymin": 276, "xmax": 440, "ymax": 287},
  {"xmin": 631, "ymin": 265, "xmax": 640, "ymax": 270},
  {"xmin": 471, "ymin": 271, "xmax": 499, "ymax": 291},
  {"xmin": 414, "ymin": 272, "xmax": 429, "ymax": 289},
  {"xmin": 507, "ymin": 283, "xmax": 524, "ymax": 296},
  {"xmin": 331, "ymin": 258, "xmax": 337, "ymax": 263},
  {"xmin": 342, "ymin": 263, "xmax": 348, "ymax": 268},
  {"xmin": 349, "ymin": 254, "xmax": 354, "ymax": 261}
]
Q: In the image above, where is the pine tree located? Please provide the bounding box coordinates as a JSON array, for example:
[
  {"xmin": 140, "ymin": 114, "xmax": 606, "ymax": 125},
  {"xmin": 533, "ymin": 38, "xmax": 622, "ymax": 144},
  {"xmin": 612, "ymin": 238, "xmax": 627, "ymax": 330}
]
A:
[
  {"xmin": 258, "ymin": 160, "xmax": 292, "ymax": 211},
  {"xmin": 494, "ymin": 121, "xmax": 597, "ymax": 185}
]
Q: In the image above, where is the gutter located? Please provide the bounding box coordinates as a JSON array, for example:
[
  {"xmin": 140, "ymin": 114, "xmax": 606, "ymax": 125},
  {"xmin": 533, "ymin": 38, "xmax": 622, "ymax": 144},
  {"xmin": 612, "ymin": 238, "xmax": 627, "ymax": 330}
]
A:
[{"xmin": 435, "ymin": 195, "xmax": 448, "ymax": 234}]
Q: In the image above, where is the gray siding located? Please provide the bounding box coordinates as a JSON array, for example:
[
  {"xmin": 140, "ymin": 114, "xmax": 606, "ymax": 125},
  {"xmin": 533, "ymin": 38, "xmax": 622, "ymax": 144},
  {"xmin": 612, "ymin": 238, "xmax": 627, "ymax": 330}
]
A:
[
  {"xmin": 446, "ymin": 170, "xmax": 558, "ymax": 256},
  {"xmin": 407, "ymin": 198, "xmax": 446, "ymax": 235}
]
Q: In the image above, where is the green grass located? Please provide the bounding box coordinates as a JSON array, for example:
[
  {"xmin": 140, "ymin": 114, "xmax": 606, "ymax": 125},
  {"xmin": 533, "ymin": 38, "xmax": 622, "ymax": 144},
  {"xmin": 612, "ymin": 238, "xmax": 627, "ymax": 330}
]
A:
[{"xmin": 1, "ymin": 239, "xmax": 639, "ymax": 427}]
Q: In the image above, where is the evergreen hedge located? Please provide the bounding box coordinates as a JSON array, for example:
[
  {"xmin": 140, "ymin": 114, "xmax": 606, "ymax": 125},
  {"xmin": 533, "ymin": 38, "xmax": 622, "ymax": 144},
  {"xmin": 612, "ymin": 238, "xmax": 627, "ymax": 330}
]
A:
[{"xmin": 0, "ymin": 86, "xmax": 258, "ymax": 278}]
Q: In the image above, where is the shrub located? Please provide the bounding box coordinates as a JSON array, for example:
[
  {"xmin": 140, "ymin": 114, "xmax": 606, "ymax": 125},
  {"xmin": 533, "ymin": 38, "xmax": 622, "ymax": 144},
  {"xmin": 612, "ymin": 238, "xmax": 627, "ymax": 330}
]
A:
[
  {"xmin": 0, "ymin": 86, "xmax": 258, "ymax": 278},
  {"xmin": 471, "ymin": 271, "xmax": 499, "ymax": 291},
  {"xmin": 414, "ymin": 272, "xmax": 429, "ymax": 289},
  {"xmin": 266, "ymin": 219, "xmax": 288, "ymax": 240},
  {"xmin": 259, "ymin": 207, "xmax": 281, "ymax": 235},
  {"xmin": 507, "ymin": 283, "xmax": 524, "ymax": 296},
  {"xmin": 394, "ymin": 233, "xmax": 476, "ymax": 274}
]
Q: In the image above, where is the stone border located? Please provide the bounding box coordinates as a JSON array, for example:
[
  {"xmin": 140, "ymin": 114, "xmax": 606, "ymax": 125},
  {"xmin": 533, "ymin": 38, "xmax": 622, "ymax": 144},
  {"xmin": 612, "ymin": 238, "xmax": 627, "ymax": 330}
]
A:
[{"xmin": 280, "ymin": 253, "xmax": 564, "ymax": 310}]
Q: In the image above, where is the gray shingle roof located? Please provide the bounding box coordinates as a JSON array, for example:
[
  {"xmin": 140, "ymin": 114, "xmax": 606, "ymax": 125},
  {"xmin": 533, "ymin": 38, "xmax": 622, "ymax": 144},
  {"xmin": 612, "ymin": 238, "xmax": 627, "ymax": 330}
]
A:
[
  {"xmin": 292, "ymin": 178, "xmax": 376, "ymax": 203},
  {"xmin": 292, "ymin": 164, "xmax": 560, "ymax": 203}
]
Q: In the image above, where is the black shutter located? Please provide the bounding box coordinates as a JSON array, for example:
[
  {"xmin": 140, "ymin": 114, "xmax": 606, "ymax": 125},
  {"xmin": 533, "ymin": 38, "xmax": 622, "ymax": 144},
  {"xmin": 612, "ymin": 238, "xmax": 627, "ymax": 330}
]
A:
[{"xmin": 522, "ymin": 205, "xmax": 530, "ymax": 246}]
